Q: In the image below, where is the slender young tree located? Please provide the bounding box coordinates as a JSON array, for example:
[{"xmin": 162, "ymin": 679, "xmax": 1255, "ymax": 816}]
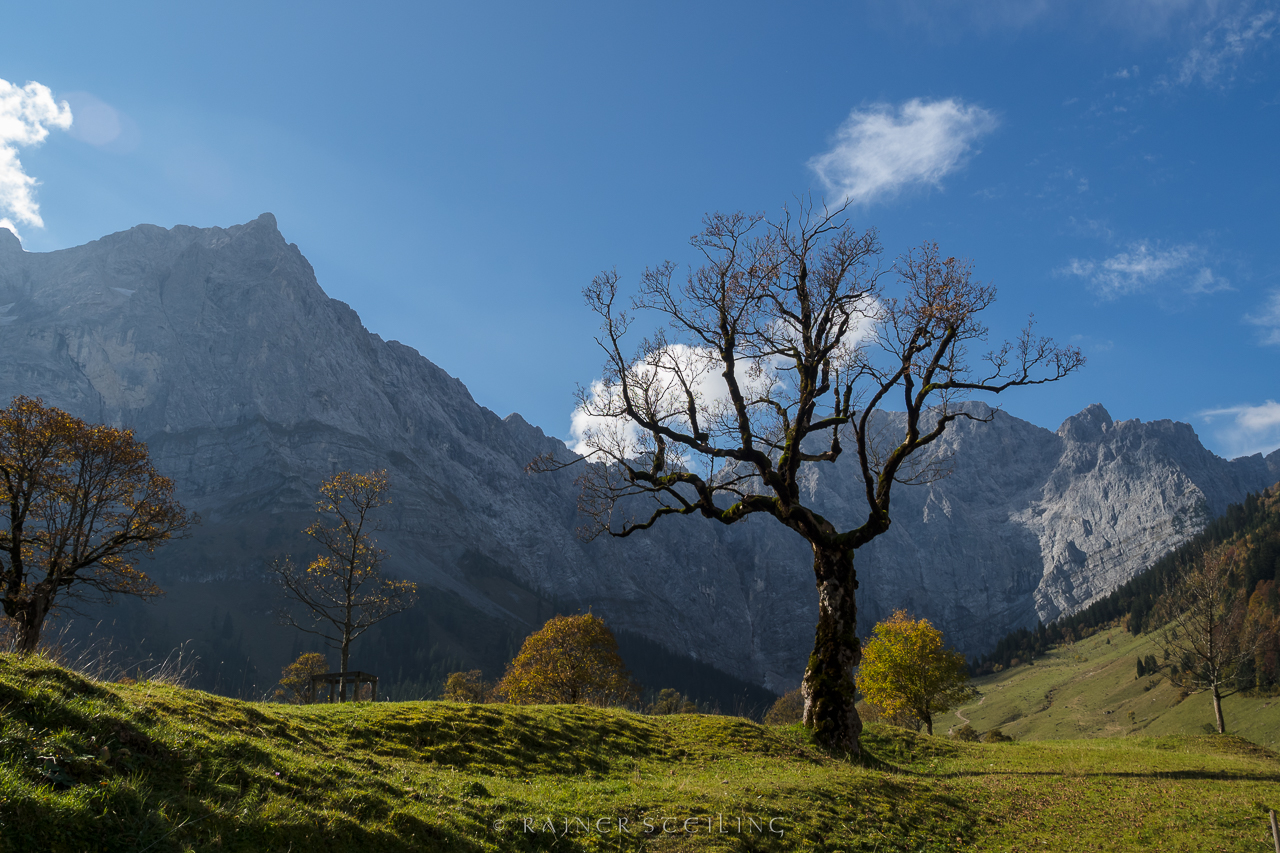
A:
[
  {"xmin": 538, "ymin": 204, "xmax": 1083, "ymax": 753},
  {"xmin": 1156, "ymin": 548, "xmax": 1258, "ymax": 733},
  {"xmin": 0, "ymin": 396, "xmax": 194, "ymax": 653},
  {"xmin": 272, "ymin": 470, "xmax": 417, "ymax": 701}
]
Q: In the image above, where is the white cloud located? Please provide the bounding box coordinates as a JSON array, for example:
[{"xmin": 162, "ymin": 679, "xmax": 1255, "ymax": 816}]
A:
[
  {"xmin": 1175, "ymin": 3, "xmax": 1278, "ymax": 86},
  {"xmin": 0, "ymin": 78, "xmax": 72, "ymax": 232},
  {"xmin": 1061, "ymin": 241, "xmax": 1215, "ymax": 298},
  {"xmin": 808, "ymin": 98, "xmax": 997, "ymax": 206},
  {"xmin": 570, "ymin": 379, "xmax": 642, "ymax": 457},
  {"xmin": 569, "ymin": 343, "xmax": 777, "ymax": 457},
  {"xmin": 1199, "ymin": 400, "xmax": 1280, "ymax": 458},
  {"xmin": 573, "ymin": 343, "xmax": 742, "ymax": 455},
  {"xmin": 1246, "ymin": 291, "xmax": 1280, "ymax": 345},
  {"xmin": 568, "ymin": 310, "xmax": 878, "ymax": 457},
  {"xmin": 1186, "ymin": 266, "xmax": 1233, "ymax": 294}
]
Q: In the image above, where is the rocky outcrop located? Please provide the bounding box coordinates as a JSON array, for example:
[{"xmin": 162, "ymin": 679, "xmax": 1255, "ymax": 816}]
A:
[
  {"xmin": 0, "ymin": 215, "xmax": 1274, "ymax": 692},
  {"xmin": 787, "ymin": 403, "xmax": 1278, "ymax": 658}
]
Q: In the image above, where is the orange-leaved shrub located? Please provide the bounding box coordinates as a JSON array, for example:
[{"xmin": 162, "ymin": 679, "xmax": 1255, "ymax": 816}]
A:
[{"xmin": 497, "ymin": 613, "xmax": 637, "ymax": 706}]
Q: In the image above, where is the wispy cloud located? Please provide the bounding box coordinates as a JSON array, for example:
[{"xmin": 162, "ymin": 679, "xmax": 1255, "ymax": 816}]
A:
[
  {"xmin": 1186, "ymin": 266, "xmax": 1233, "ymax": 294},
  {"xmin": 1199, "ymin": 400, "xmax": 1280, "ymax": 458},
  {"xmin": 884, "ymin": 1, "xmax": 1272, "ymax": 91},
  {"xmin": 1175, "ymin": 3, "xmax": 1278, "ymax": 86},
  {"xmin": 0, "ymin": 78, "xmax": 73, "ymax": 238},
  {"xmin": 883, "ymin": 0, "xmax": 1210, "ymax": 37},
  {"xmin": 1067, "ymin": 216, "xmax": 1116, "ymax": 241},
  {"xmin": 1246, "ymin": 290, "xmax": 1280, "ymax": 344},
  {"xmin": 1062, "ymin": 241, "xmax": 1219, "ymax": 298},
  {"xmin": 809, "ymin": 98, "xmax": 997, "ymax": 206}
]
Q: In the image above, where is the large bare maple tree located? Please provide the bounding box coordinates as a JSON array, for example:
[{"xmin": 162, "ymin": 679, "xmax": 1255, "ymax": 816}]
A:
[{"xmin": 542, "ymin": 205, "xmax": 1083, "ymax": 752}]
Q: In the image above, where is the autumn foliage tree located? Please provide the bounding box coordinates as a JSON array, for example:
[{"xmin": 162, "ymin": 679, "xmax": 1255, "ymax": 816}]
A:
[
  {"xmin": 273, "ymin": 651, "xmax": 330, "ymax": 704},
  {"xmin": 856, "ymin": 610, "xmax": 975, "ymax": 736},
  {"xmin": 271, "ymin": 470, "xmax": 417, "ymax": 700},
  {"xmin": 1243, "ymin": 580, "xmax": 1280, "ymax": 691},
  {"xmin": 540, "ymin": 204, "xmax": 1082, "ymax": 752},
  {"xmin": 647, "ymin": 688, "xmax": 697, "ymax": 715},
  {"xmin": 443, "ymin": 670, "xmax": 494, "ymax": 703},
  {"xmin": 764, "ymin": 689, "xmax": 805, "ymax": 725},
  {"xmin": 1156, "ymin": 548, "xmax": 1261, "ymax": 733},
  {"xmin": 0, "ymin": 396, "xmax": 194, "ymax": 654},
  {"xmin": 497, "ymin": 613, "xmax": 636, "ymax": 705}
]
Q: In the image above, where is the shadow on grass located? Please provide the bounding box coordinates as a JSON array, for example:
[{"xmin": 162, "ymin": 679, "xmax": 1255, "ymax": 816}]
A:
[
  {"xmin": 0, "ymin": 794, "xmax": 498, "ymax": 853},
  {"xmin": 945, "ymin": 768, "xmax": 1280, "ymax": 781}
]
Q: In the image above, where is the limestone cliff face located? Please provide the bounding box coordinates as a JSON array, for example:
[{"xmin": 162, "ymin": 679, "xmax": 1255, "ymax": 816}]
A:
[
  {"xmin": 0, "ymin": 216, "xmax": 1274, "ymax": 691},
  {"xmin": 784, "ymin": 404, "xmax": 1278, "ymax": 658}
]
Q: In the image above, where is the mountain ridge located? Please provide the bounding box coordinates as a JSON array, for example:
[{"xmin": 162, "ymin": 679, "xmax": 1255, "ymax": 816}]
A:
[{"xmin": 0, "ymin": 214, "xmax": 1275, "ymax": 695}]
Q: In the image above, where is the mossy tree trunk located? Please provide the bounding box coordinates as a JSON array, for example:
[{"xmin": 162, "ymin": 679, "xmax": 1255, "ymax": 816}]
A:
[
  {"xmin": 801, "ymin": 545, "xmax": 862, "ymax": 755},
  {"xmin": 562, "ymin": 211, "xmax": 1082, "ymax": 760},
  {"xmin": 13, "ymin": 587, "xmax": 53, "ymax": 655}
]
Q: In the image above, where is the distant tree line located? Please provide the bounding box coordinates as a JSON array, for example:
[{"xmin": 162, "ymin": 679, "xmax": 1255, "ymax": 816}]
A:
[{"xmin": 973, "ymin": 485, "xmax": 1280, "ymax": 691}]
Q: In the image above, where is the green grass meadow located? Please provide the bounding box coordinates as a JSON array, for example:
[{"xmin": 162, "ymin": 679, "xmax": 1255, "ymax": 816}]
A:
[
  {"xmin": 2, "ymin": 653, "xmax": 1279, "ymax": 852},
  {"xmin": 954, "ymin": 626, "xmax": 1280, "ymax": 748}
]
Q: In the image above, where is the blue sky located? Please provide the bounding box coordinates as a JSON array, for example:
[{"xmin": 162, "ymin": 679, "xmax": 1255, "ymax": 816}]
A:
[{"xmin": 1, "ymin": 0, "xmax": 1278, "ymax": 458}]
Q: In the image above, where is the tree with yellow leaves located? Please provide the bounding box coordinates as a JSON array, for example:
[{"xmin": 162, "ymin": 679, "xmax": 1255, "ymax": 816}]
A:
[
  {"xmin": 273, "ymin": 651, "xmax": 330, "ymax": 704},
  {"xmin": 443, "ymin": 669, "xmax": 494, "ymax": 703},
  {"xmin": 0, "ymin": 396, "xmax": 194, "ymax": 654},
  {"xmin": 270, "ymin": 470, "xmax": 417, "ymax": 700},
  {"xmin": 855, "ymin": 610, "xmax": 975, "ymax": 736},
  {"xmin": 497, "ymin": 613, "xmax": 636, "ymax": 705}
]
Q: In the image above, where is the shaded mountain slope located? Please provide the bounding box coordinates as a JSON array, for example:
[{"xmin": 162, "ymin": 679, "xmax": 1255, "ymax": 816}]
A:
[{"xmin": 0, "ymin": 216, "xmax": 1274, "ymax": 696}]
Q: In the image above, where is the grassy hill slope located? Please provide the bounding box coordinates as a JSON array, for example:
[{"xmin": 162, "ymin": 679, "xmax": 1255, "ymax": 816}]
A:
[
  {"xmin": 2, "ymin": 654, "xmax": 1278, "ymax": 852},
  {"xmin": 955, "ymin": 627, "xmax": 1280, "ymax": 748}
]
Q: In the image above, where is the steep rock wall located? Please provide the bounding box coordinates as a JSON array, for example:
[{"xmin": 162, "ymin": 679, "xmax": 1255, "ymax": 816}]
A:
[{"xmin": 0, "ymin": 216, "xmax": 1274, "ymax": 691}]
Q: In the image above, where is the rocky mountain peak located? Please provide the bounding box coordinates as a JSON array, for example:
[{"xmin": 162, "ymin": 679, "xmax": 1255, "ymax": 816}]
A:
[
  {"xmin": 0, "ymin": 226, "xmax": 20, "ymax": 255},
  {"xmin": 1057, "ymin": 403, "xmax": 1113, "ymax": 442},
  {"xmin": 251, "ymin": 211, "xmax": 278, "ymax": 230},
  {"xmin": 2, "ymin": 216, "xmax": 1275, "ymax": 695}
]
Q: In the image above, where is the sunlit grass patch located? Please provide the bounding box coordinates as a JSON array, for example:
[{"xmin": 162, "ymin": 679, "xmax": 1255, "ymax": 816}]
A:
[{"xmin": 0, "ymin": 653, "xmax": 1276, "ymax": 852}]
